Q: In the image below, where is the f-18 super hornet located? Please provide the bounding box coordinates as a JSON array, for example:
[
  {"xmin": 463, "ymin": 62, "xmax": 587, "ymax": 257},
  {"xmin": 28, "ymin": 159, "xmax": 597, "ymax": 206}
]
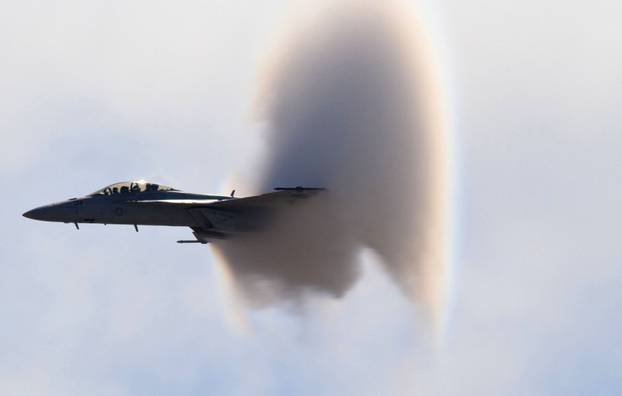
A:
[{"xmin": 23, "ymin": 180, "xmax": 323, "ymax": 244}]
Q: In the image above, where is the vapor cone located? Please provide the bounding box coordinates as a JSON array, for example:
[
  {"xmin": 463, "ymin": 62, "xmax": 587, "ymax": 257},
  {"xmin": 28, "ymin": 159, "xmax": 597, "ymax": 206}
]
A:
[{"xmin": 214, "ymin": 1, "xmax": 450, "ymax": 326}]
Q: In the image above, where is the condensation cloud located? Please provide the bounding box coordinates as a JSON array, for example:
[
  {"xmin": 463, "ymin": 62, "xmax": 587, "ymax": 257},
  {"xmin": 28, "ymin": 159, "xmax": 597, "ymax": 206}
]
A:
[{"xmin": 214, "ymin": 1, "xmax": 450, "ymax": 325}]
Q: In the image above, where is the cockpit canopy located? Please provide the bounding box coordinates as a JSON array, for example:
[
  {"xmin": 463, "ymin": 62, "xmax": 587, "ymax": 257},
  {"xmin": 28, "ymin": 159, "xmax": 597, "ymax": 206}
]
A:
[{"xmin": 90, "ymin": 181, "xmax": 177, "ymax": 196}]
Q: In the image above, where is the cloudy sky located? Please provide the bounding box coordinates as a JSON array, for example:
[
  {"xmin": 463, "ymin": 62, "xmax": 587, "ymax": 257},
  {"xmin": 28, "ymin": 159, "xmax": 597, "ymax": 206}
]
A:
[{"xmin": 2, "ymin": 0, "xmax": 621, "ymax": 395}]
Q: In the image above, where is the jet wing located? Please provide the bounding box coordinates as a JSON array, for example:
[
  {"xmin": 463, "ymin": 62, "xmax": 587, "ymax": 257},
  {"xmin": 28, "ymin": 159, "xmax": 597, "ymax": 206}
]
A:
[
  {"xmin": 182, "ymin": 187, "xmax": 325, "ymax": 235},
  {"xmin": 126, "ymin": 187, "xmax": 324, "ymax": 211},
  {"xmin": 153, "ymin": 187, "xmax": 324, "ymax": 243},
  {"xmin": 203, "ymin": 187, "xmax": 324, "ymax": 212}
]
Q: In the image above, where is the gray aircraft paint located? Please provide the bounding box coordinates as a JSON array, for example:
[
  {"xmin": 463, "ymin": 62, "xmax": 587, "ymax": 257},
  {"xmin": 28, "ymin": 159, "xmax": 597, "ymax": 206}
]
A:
[{"xmin": 23, "ymin": 180, "xmax": 323, "ymax": 243}]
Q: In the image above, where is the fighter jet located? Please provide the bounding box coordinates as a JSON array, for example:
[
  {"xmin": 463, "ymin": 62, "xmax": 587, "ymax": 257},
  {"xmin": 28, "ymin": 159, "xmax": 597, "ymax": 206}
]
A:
[{"xmin": 23, "ymin": 180, "xmax": 323, "ymax": 244}]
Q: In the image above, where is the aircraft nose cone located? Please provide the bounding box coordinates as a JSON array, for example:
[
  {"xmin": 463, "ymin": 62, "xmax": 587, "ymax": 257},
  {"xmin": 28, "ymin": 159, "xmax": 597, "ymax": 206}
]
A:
[
  {"xmin": 23, "ymin": 202, "xmax": 79, "ymax": 223},
  {"xmin": 23, "ymin": 205, "xmax": 61, "ymax": 221},
  {"xmin": 23, "ymin": 207, "xmax": 44, "ymax": 220}
]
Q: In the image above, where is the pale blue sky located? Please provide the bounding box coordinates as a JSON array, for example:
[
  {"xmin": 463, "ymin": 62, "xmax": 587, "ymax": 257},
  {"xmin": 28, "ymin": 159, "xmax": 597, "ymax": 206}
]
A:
[{"xmin": 2, "ymin": 0, "xmax": 621, "ymax": 395}]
